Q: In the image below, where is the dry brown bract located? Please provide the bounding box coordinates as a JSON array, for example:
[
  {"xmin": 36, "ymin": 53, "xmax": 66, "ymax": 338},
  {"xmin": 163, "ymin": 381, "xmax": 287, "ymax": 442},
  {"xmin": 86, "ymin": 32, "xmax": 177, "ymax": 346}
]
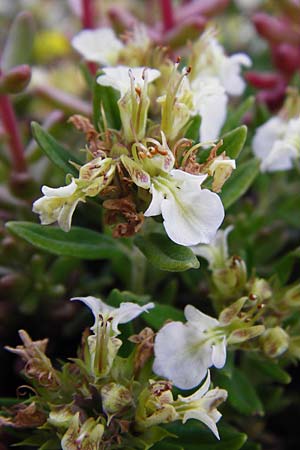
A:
[{"xmin": 103, "ymin": 195, "xmax": 144, "ymax": 237}]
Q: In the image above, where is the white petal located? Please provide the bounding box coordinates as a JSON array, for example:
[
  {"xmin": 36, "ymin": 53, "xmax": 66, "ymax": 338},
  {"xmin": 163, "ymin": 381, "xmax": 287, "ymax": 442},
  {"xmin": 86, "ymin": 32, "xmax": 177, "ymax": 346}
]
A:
[
  {"xmin": 71, "ymin": 296, "xmax": 114, "ymax": 329},
  {"xmin": 58, "ymin": 197, "xmax": 83, "ymax": 232},
  {"xmin": 97, "ymin": 66, "xmax": 160, "ymax": 97},
  {"xmin": 252, "ymin": 116, "xmax": 286, "ymax": 161},
  {"xmin": 153, "ymin": 321, "xmax": 212, "ymax": 389},
  {"xmin": 170, "ymin": 169, "xmax": 207, "ymax": 186},
  {"xmin": 191, "ymin": 225, "xmax": 234, "ymax": 268},
  {"xmin": 177, "ymin": 371, "xmax": 211, "ymax": 403},
  {"xmin": 42, "ymin": 179, "xmax": 77, "ymax": 198},
  {"xmin": 71, "ymin": 28, "xmax": 123, "ymax": 65},
  {"xmin": 198, "ymin": 91, "xmax": 227, "ymax": 142},
  {"xmin": 184, "ymin": 305, "xmax": 219, "ymax": 331},
  {"xmin": 183, "ymin": 410, "xmax": 220, "ymax": 439},
  {"xmin": 260, "ymin": 141, "xmax": 297, "ymax": 172},
  {"xmin": 160, "ymin": 185, "xmax": 224, "ymax": 247},
  {"xmin": 212, "ymin": 336, "xmax": 227, "ymax": 368},
  {"xmin": 111, "ymin": 301, "xmax": 154, "ymax": 333},
  {"xmin": 144, "ymin": 184, "xmax": 163, "ymax": 216},
  {"xmin": 220, "ymin": 54, "xmax": 251, "ymax": 96}
]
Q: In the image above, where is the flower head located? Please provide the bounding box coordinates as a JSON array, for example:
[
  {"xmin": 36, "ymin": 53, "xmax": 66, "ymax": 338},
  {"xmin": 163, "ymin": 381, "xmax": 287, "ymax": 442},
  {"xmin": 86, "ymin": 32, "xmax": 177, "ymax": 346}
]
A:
[
  {"xmin": 153, "ymin": 305, "xmax": 226, "ymax": 389},
  {"xmin": 33, "ymin": 157, "xmax": 115, "ymax": 232},
  {"xmin": 71, "ymin": 296, "xmax": 154, "ymax": 378},
  {"xmin": 174, "ymin": 371, "xmax": 227, "ymax": 439},
  {"xmin": 253, "ymin": 115, "xmax": 300, "ymax": 172},
  {"xmin": 121, "ymin": 132, "xmax": 224, "ymax": 246},
  {"xmin": 191, "ymin": 28, "xmax": 251, "ymax": 97}
]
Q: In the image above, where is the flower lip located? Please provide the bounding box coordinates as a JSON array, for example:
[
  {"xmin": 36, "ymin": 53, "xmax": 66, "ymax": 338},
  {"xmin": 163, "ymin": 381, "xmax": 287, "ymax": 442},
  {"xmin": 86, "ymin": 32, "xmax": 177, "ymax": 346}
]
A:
[{"xmin": 71, "ymin": 27, "xmax": 124, "ymax": 65}]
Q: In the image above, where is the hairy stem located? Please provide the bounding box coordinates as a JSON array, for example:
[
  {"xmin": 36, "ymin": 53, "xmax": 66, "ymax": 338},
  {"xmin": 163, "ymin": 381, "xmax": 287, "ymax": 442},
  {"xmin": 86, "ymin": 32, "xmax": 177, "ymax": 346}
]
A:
[{"xmin": 81, "ymin": 0, "xmax": 95, "ymax": 29}]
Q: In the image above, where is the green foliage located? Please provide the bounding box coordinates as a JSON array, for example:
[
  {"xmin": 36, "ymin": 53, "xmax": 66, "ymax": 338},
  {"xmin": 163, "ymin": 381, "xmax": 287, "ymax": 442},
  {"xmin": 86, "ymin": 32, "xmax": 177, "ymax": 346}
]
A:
[
  {"xmin": 31, "ymin": 122, "xmax": 83, "ymax": 176},
  {"xmin": 221, "ymin": 159, "xmax": 260, "ymax": 209},
  {"xmin": 134, "ymin": 233, "xmax": 200, "ymax": 272},
  {"xmin": 152, "ymin": 421, "xmax": 247, "ymax": 450},
  {"xmin": 93, "ymin": 80, "xmax": 121, "ymax": 131},
  {"xmin": 1, "ymin": 12, "xmax": 35, "ymax": 70},
  {"xmin": 6, "ymin": 221, "xmax": 127, "ymax": 261},
  {"xmin": 198, "ymin": 125, "xmax": 247, "ymax": 163},
  {"xmin": 143, "ymin": 304, "xmax": 184, "ymax": 330},
  {"xmin": 215, "ymin": 367, "xmax": 264, "ymax": 416}
]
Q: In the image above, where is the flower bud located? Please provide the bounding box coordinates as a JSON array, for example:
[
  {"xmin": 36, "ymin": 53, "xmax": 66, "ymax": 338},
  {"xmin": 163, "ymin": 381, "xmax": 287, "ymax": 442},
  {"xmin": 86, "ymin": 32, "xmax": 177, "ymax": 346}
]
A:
[
  {"xmin": 0, "ymin": 65, "xmax": 31, "ymax": 94},
  {"xmin": 212, "ymin": 256, "xmax": 247, "ymax": 300},
  {"xmin": 228, "ymin": 325, "xmax": 265, "ymax": 344},
  {"xmin": 260, "ymin": 327, "xmax": 289, "ymax": 358},
  {"xmin": 135, "ymin": 380, "xmax": 177, "ymax": 430},
  {"xmin": 248, "ymin": 278, "xmax": 272, "ymax": 302},
  {"xmin": 209, "ymin": 158, "xmax": 236, "ymax": 193},
  {"xmin": 219, "ymin": 297, "xmax": 247, "ymax": 325},
  {"xmin": 283, "ymin": 284, "xmax": 300, "ymax": 308},
  {"xmin": 253, "ymin": 13, "xmax": 300, "ymax": 45},
  {"xmin": 101, "ymin": 383, "xmax": 132, "ymax": 416}
]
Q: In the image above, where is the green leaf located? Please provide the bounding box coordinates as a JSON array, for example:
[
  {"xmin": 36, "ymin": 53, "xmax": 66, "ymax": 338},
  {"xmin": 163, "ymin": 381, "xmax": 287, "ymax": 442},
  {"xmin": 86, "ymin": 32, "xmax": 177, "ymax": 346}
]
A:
[
  {"xmin": 274, "ymin": 247, "xmax": 300, "ymax": 284},
  {"xmin": 222, "ymin": 96, "xmax": 254, "ymax": 134},
  {"xmin": 107, "ymin": 288, "xmax": 150, "ymax": 308},
  {"xmin": 246, "ymin": 354, "xmax": 291, "ymax": 384},
  {"xmin": 153, "ymin": 421, "xmax": 247, "ymax": 450},
  {"xmin": 134, "ymin": 233, "xmax": 200, "ymax": 272},
  {"xmin": 93, "ymin": 80, "xmax": 121, "ymax": 131},
  {"xmin": 215, "ymin": 368, "xmax": 264, "ymax": 416},
  {"xmin": 221, "ymin": 126, "xmax": 248, "ymax": 160},
  {"xmin": 31, "ymin": 122, "xmax": 83, "ymax": 176},
  {"xmin": 220, "ymin": 159, "xmax": 260, "ymax": 209},
  {"xmin": 143, "ymin": 304, "xmax": 184, "ymax": 330},
  {"xmin": 185, "ymin": 115, "xmax": 201, "ymax": 142},
  {"xmin": 198, "ymin": 126, "xmax": 247, "ymax": 163},
  {"xmin": 1, "ymin": 11, "xmax": 35, "ymax": 71},
  {"xmin": 6, "ymin": 221, "xmax": 127, "ymax": 261}
]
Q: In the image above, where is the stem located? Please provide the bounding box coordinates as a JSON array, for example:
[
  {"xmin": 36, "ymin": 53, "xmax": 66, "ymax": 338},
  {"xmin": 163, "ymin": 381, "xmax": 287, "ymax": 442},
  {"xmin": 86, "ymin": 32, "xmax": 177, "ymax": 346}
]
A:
[
  {"xmin": 0, "ymin": 94, "xmax": 27, "ymax": 173},
  {"xmin": 34, "ymin": 85, "xmax": 92, "ymax": 116},
  {"xmin": 130, "ymin": 246, "xmax": 146, "ymax": 294},
  {"xmin": 160, "ymin": 0, "xmax": 174, "ymax": 32},
  {"xmin": 81, "ymin": 0, "xmax": 95, "ymax": 29}
]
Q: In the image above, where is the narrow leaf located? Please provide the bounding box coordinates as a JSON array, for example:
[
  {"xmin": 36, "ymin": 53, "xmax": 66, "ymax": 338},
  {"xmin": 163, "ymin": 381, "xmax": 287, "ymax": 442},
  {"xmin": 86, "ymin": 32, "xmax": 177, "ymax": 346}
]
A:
[
  {"xmin": 31, "ymin": 122, "xmax": 82, "ymax": 176},
  {"xmin": 221, "ymin": 159, "xmax": 260, "ymax": 209},
  {"xmin": 215, "ymin": 368, "xmax": 264, "ymax": 416},
  {"xmin": 134, "ymin": 233, "xmax": 200, "ymax": 272},
  {"xmin": 143, "ymin": 304, "xmax": 184, "ymax": 330},
  {"xmin": 6, "ymin": 221, "xmax": 126, "ymax": 261},
  {"xmin": 222, "ymin": 96, "xmax": 254, "ymax": 133},
  {"xmin": 93, "ymin": 81, "xmax": 121, "ymax": 131},
  {"xmin": 1, "ymin": 12, "xmax": 35, "ymax": 71}
]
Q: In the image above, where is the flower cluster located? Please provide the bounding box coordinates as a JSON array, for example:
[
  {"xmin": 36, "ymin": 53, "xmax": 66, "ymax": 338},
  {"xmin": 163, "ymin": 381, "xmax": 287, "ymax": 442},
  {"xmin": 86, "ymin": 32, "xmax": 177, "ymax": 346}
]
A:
[
  {"xmin": 32, "ymin": 25, "xmax": 250, "ymax": 247},
  {"xmin": 1, "ymin": 297, "xmax": 228, "ymax": 447}
]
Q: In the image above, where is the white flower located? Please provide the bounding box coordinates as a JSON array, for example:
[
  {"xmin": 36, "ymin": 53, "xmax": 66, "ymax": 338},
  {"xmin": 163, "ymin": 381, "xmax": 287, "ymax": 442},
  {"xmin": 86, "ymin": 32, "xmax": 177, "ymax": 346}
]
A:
[
  {"xmin": 121, "ymin": 133, "xmax": 224, "ymax": 247},
  {"xmin": 192, "ymin": 225, "xmax": 234, "ymax": 269},
  {"xmin": 97, "ymin": 66, "xmax": 160, "ymax": 97},
  {"xmin": 32, "ymin": 179, "xmax": 83, "ymax": 232},
  {"xmin": 190, "ymin": 76, "xmax": 228, "ymax": 142},
  {"xmin": 71, "ymin": 295, "xmax": 155, "ymax": 336},
  {"xmin": 174, "ymin": 371, "xmax": 227, "ymax": 439},
  {"xmin": 71, "ymin": 296, "xmax": 154, "ymax": 378},
  {"xmin": 193, "ymin": 29, "xmax": 251, "ymax": 97},
  {"xmin": 71, "ymin": 27, "xmax": 124, "ymax": 65},
  {"xmin": 153, "ymin": 305, "xmax": 226, "ymax": 389},
  {"xmin": 145, "ymin": 170, "xmax": 224, "ymax": 247},
  {"xmin": 253, "ymin": 116, "xmax": 300, "ymax": 172}
]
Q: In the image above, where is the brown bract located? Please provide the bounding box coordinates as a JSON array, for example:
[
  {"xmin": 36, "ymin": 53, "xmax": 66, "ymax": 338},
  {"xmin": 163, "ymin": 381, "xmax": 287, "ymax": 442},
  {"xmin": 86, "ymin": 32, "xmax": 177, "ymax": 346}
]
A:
[
  {"xmin": 129, "ymin": 327, "xmax": 155, "ymax": 374},
  {"xmin": 68, "ymin": 114, "xmax": 107, "ymax": 157},
  {"xmin": 0, "ymin": 402, "xmax": 46, "ymax": 429},
  {"xmin": 103, "ymin": 195, "xmax": 144, "ymax": 238},
  {"xmin": 5, "ymin": 330, "xmax": 60, "ymax": 389}
]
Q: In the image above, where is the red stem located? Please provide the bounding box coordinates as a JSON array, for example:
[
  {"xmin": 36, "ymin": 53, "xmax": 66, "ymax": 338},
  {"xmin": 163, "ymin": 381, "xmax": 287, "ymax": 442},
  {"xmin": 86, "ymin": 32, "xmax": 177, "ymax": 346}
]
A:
[
  {"xmin": 81, "ymin": 0, "xmax": 94, "ymax": 29},
  {"xmin": 0, "ymin": 94, "xmax": 27, "ymax": 173},
  {"xmin": 160, "ymin": 0, "xmax": 175, "ymax": 32}
]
